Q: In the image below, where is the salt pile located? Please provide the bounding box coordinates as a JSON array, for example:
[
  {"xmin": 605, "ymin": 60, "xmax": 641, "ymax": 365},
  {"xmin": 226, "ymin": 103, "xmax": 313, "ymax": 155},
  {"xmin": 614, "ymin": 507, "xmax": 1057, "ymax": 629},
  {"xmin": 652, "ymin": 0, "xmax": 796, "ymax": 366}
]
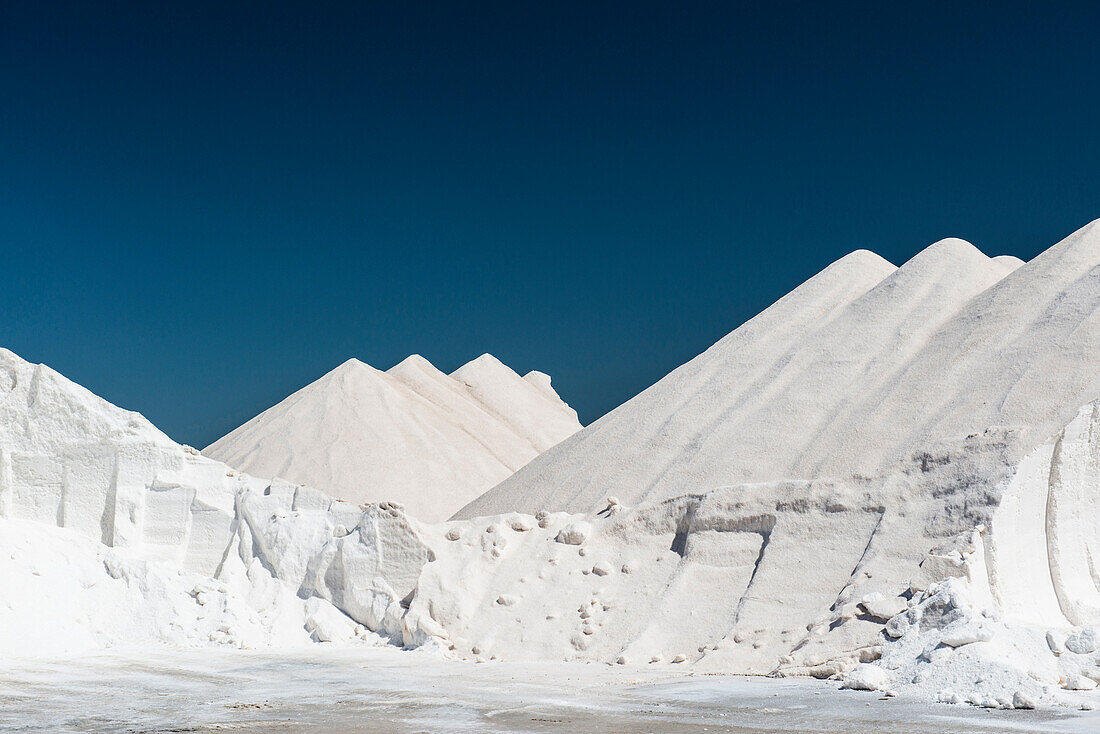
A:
[
  {"xmin": 429, "ymin": 221, "xmax": 1099, "ymax": 706},
  {"xmin": 2, "ymin": 220, "xmax": 1099, "ymax": 712},
  {"xmin": 204, "ymin": 354, "xmax": 581, "ymax": 522},
  {"xmin": 459, "ymin": 230, "xmax": 1095, "ymax": 517},
  {"xmin": 0, "ymin": 347, "xmax": 381, "ymax": 654}
]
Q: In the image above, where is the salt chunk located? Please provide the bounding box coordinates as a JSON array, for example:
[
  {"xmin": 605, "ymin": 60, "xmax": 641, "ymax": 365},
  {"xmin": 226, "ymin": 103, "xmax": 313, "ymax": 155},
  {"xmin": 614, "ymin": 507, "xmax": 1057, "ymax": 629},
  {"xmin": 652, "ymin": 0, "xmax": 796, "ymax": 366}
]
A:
[
  {"xmin": 509, "ymin": 516, "xmax": 535, "ymax": 532},
  {"xmin": 861, "ymin": 596, "xmax": 908, "ymax": 622},
  {"xmin": 885, "ymin": 615, "xmax": 910, "ymax": 638},
  {"xmin": 1065, "ymin": 674, "xmax": 1097, "ymax": 691},
  {"xmin": 845, "ymin": 664, "xmax": 890, "ymax": 691},
  {"xmin": 556, "ymin": 522, "xmax": 590, "ymax": 545},
  {"xmin": 940, "ymin": 619, "xmax": 993, "ymax": 647},
  {"xmin": 1066, "ymin": 626, "xmax": 1100, "ymax": 654},
  {"xmin": 1011, "ymin": 690, "xmax": 1036, "ymax": 709}
]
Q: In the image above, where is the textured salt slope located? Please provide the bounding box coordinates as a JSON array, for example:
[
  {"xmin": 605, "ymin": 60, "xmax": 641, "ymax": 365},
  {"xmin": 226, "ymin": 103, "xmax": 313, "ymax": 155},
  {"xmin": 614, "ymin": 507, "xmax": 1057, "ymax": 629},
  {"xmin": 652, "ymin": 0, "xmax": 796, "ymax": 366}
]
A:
[
  {"xmin": 0, "ymin": 347, "xmax": 380, "ymax": 654},
  {"xmin": 458, "ymin": 223, "xmax": 1097, "ymax": 518},
  {"xmin": 204, "ymin": 354, "xmax": 580, "ymax": 522}
]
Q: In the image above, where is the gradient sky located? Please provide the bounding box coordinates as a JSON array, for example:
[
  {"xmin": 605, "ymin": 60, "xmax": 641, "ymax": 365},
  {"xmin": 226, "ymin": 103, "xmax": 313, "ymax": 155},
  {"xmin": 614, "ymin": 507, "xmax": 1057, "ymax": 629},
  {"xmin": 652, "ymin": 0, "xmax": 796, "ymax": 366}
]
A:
[{"xmin": 2, "ymin": 2, "xmax": 1099, "ymax": 448}]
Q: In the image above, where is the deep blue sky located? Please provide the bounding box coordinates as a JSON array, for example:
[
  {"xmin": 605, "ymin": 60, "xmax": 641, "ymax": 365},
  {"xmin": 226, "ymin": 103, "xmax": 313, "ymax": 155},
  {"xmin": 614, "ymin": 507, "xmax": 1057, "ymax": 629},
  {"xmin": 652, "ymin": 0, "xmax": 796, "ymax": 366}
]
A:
[{"xmin": 2, "ymin": 2, "xmax": 1098, "ymax": 447}]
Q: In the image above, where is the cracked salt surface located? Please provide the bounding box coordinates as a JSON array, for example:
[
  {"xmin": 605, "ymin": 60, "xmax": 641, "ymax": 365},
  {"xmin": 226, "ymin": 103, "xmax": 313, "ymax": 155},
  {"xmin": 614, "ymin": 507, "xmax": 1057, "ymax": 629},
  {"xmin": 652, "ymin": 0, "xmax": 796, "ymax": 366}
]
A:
[{"xmin": 1, "ymin": 647, "xmax": 1097, "ymax": 733}]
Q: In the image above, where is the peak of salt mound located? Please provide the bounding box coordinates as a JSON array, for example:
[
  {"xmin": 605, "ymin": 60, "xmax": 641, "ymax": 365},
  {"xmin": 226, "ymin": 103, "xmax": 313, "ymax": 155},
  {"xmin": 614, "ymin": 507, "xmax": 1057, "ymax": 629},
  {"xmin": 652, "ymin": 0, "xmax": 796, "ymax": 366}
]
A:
[
  {"xmin": 454, "ymin": 247, "xmax": 900, "ymax": 520},
  {"xmin": 204, "ymin": 352, "xmax": 582, "ymax": 522},
  {"xmin": 828, "ymin": 248, "xmax": 896, "ymax": 272},
  {"xmin": 907, "ymin": 236, "xmax": 984, "ymax": 263},
  {"xmin": 450, "ymin": 352, "xmax": 515, "ymax": 383},
  {"xmin": 992, "ymin": 254, "xmax": 1026, "ymax": 270},
  {"xmin": 386, "ymin": 354, "xmax": 436, "ymax": 377},
  {"xmin": 450, "ymin": 353, "xmax": 582, "ymax": 452},
  {"xmin": 523, "ymin": 370, "xmax": 562, "ymax": 404},
  {"xmin": 457, "ymin": 227, "xmax": 1095, "ymax": 519},
  {"xmin": 0, "ymin": 348, "xmax": 172, "ymax": 452}
]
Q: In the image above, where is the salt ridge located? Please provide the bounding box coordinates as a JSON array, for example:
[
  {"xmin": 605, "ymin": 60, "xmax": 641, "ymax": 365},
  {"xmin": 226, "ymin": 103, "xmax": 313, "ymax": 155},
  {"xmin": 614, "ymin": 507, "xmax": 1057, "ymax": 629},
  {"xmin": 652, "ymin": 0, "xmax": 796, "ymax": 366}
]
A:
[{"xmin": 203, "ymin": 353, "xmax": 581, "ymax": 522}]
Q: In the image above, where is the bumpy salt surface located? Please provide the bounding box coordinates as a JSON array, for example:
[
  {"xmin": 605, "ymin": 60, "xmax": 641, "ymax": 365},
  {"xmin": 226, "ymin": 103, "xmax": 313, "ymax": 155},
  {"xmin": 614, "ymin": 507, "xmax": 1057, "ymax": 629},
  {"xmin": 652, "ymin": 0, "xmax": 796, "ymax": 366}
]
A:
[
  {"xmin": 2, "ymin": 221, "xmax": 1098, "ymax": 713},
  {"xmin": 203, "ymin": 354, "xmax": 580, "ymax": 522}
]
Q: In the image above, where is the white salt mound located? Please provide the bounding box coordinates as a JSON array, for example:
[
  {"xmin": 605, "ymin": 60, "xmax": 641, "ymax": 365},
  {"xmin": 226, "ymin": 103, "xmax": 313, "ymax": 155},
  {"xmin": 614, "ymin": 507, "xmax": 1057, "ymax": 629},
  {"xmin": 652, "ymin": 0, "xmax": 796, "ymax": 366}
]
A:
[
  {"xmin": 458, "ymin": 229, "xmax": 1098, "ymax": 517},
  {"xmin": 2, "ymin": 220, "xmax": 1099, "ymax": 712},
  {"xmin": 203, "ymin": 353, "xmax": 581, "ymax": 522},
  {"xmin": 432, "ymin": 221, "xmax": 1098, "ymax": 706},
  {"xmin": 0, "ymin": 347, "xmax": 381, "ymax": 654}
]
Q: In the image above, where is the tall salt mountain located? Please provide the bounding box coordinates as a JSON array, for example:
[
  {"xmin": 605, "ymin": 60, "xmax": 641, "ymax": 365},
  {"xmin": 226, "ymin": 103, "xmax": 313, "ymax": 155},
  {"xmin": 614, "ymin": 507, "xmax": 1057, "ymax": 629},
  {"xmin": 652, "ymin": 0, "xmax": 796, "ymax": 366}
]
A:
[
  {"xmin": 204, "ymin": 354, "xmax": 581, "ymax": 522},
  {"xmin": 457, "ymin": 221, "xmax": 1100, "ymax": 519}
]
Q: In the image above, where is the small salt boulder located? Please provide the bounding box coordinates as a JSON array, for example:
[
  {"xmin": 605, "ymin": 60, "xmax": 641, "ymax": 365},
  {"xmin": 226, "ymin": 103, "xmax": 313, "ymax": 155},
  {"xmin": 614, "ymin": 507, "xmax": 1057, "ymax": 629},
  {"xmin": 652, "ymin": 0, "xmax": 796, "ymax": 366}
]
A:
[
  {"xmin": 496, "ymin": 594, "xmax": 518, "ymax": 606},
  {"xmin": 1012, "ymin": 690, "xmax": 1037, "ymax": 709},
  {"xmin": 845, "ymin": 664, "xmax": 891, "ymax": 691},
  {"xmin": 838, "ymin": 602, "xmax": 861, "ymax": 620},
  {"xmin": 556, "ymin": 522, "xmax": 591, "ymax": 545},
  {"xmin": 1047, "ymin": 629, "xmax": 1067, "ymax": 654},
  {"xmin": 861, "ymin": 596, "xmax": 908, "ymax": 623},
  {"xmin": 592, "ymin": 561, "xmax": 613, "ymax": 576},
  {"xmin": 509, "ymin": 516, "xmax": 535, "ymax": 532},
  {"xmin": 1065, "ymin": 674, "xmax": 1098, "ymax": 691},
  {"xmin": 884, "ymin": 615, "xmax": 911, "ymax": 639},
  {"xmin": 940, "ymin": 619, "xmax": 993, "ymax": 647},
  {"xmin": 1066, "ymin": 626, "xmax": 1100, "ymax": 654},
  {"xmin": 445, "ymin": 527, "xmax": 462, "ymax": 541},
  {"xmin": 858, "ymin": 646, "xmax": 882, "ymax": 663},
  {"xmin": 671, "ymin": 654, "xmax": 688, "ymax": 663}
]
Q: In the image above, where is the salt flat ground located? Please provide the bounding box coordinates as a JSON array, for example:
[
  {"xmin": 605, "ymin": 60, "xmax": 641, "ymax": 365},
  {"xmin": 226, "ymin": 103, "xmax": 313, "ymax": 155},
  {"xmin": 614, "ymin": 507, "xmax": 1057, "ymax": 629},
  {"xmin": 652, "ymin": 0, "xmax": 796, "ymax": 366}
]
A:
[{"xmin": 1, "ymin": 646, "xmax": 1096, "ymax": 733}]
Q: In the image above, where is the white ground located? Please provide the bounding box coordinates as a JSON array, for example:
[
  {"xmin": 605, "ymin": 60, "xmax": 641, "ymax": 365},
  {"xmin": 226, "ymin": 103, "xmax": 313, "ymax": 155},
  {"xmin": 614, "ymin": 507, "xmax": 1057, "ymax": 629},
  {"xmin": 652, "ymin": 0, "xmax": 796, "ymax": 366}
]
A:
[{"xmin": 2, "ymin": 648, "xmax": 1098, "ymax": 733}]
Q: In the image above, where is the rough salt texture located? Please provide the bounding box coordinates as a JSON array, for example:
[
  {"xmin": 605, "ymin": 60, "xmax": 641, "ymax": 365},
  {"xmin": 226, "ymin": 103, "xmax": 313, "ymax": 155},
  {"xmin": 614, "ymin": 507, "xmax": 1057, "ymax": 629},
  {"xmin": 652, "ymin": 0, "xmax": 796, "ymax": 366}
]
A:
[
  {"xmin": 204, "ymin": 353, "xmax": 581, "ymax": 522},
  {"xmin": 0, "ymin": 347, "xmax": 380, "ymax": 655}
]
